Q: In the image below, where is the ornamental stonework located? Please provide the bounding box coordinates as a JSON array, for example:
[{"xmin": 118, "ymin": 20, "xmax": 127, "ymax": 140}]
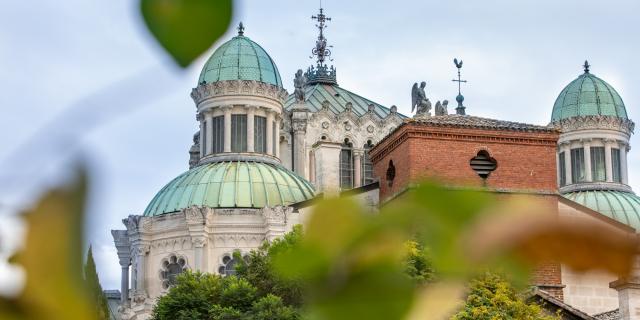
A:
[
  {"xmin": 552, "ymin": 115, "xmax": 635, "ymax": 134},
  {"xmin": 191, "ymin": 80, "xmax": 289, "ymax": 105}
]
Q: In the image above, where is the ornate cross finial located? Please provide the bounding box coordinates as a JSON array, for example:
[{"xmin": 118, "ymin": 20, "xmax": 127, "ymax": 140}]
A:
[
  {"xmin": 452, "ymin": 58, "xmax": 467, "ymax": 115},
  {"xmin": 311, "ymin": 6, "xmax": 332, "ymax": 66},
  {"xmin": 583, "ymin": 60, "xmax": 590, "ymax": 73},
  {"xmin": 237, "ymin": 22, "xmax": 245, "ymax": 36}
]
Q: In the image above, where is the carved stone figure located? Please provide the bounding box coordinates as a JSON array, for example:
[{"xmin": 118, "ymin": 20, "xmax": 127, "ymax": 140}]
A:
[
  {"xmin": 411, "ymin": 82, "xmax": 431, "ymax": 116},
  {"xmin": 435, "ymin": 100, "xmax": 449, "ymax": 116},
  {"xmin": 294, "ymin": 69, "xmax": 307, "ymax": 103}
]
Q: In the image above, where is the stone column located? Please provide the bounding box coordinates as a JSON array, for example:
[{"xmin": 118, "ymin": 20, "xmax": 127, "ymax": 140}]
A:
[
  {"xmin": 275, "ymin": 117, "xmax": 281, "ymax": 158},
  {"xmin": 309, "ymin": 150, "xmax": 316, "ymax": 184},
  {"xmin": 354, "ymin": 151, "xmax": 363, "ymax": 188},
  {"xmin": 132, "ymin": 244, "xmax": 150, "ymax": 304},
  {"xmin": 192, "ymin": 237, "xmax": 208, "ymax": 272},
  {"xmin": 622, "ymin": 144, "xmax": 630, "ymax": 185},
  {"xmin": 291, "ymin": 106, "xmax": 309, "ymax": 178},
  {"xmin": 583, "ymin": 139, "xmax": 592, "ymax": 182},
  {"xmin": 205, "ymin": 112, "xmax": 213, "ymax": 155},
  {"xmin": 247, "ymin": 106, "xmax": 256, "ymax": 153},
  {"xmin": 605, "ymin": 139, "xmax": 614, "ymax": 182},
  {"xmin": 562, "ymin": 143, "xmax": 572, "ymax": 185},
  {"xmin": 111, "ymin": 230, "xmax": 131, "ymax": 307},
  {"xmin": 266, "ymin": 110, "xmax": 275, "ymax": 156},
  {"xmin": 198, "ymin": 113, "xmax": 205, "ymax": 156},
  {"xmin": 223, "ymin": 106, "xmax": 232, "ymax": 153}
]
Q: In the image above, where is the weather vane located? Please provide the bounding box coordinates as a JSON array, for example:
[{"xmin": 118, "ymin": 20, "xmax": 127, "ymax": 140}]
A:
[
  {"xmin": 311, "ymin": 5, "xmax": 332, "ymax": 66},
  {"xmin": 452, "ymin": 58, "xmax": 467, "ymax": 115}
]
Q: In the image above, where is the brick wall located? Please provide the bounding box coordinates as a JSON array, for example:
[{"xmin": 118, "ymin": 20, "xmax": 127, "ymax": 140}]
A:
[{"xmin": 370, "ymin": 122, "xmax": 560, "ymax": 200}]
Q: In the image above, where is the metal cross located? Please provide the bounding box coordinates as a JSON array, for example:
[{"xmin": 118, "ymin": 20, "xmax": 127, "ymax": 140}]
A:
[
  {"xmin": 310, "ymin": 6, "xmax": 332, "ymax": 66},
  {"xmin": 452, "ymin": 58, "xmax": 467, "ymax": 96}
]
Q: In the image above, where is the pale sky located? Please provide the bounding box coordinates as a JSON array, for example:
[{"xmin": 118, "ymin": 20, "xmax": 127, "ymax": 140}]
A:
[{"xmin": 1, "ymin": 0, "xmax": 639, "ymax": 292}]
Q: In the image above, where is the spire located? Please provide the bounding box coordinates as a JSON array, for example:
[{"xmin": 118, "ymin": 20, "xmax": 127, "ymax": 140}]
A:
[
  {"xmin": 305, "ymin": 5, "xmax": 337, "ymax": 85},
  {"xmin": 583, "ymin": 60, "xmax": 590, "ymax": 74},
  {"xmin": 452, "ymin": 58, "xmax": 467, "ymax": 115},
  {"xmin": 237, "ymin": 22, "xmax": 245, "ymax": 36}
]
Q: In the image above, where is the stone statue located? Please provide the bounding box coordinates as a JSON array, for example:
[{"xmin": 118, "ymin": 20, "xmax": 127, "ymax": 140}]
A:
[
  {"xmin": 411, "ymin": 82, "xmax": 431, "ymax": 116},
  {"xmin": 294, "ymin": 69, "xmax": 307, "ymax": 103},
  {"xmin": 435, "ymin": 100, "xmax": 449, "ymax": 116}
]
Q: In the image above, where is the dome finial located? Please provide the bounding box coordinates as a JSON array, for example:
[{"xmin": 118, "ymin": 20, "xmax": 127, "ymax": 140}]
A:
[
  {"xmin": 237, "ymin": 22, "xmax": 245, "ymax": 36},
  {"xmin": 583, "ymin": 60, "xmax": 590, "ymax": 74},
  {"xmin": 452, "ymin": 58, "xmax": 467, "ymax": 115}
]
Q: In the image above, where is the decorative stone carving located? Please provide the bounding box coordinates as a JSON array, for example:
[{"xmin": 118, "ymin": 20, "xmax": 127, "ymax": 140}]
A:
[
  {"xmin": 411, "ymin": 82, "xmax": 431, "ymax": 116},
  {"xmin": 322, "ymin": 121, "xmax": 330, "ymax": 129},
  {"xmin": 123, "ymin": 215, "xmax": 142, "ymax": 233},
  {"xmin": 191, "ymin": 237, "xmax": 208, "ymax": 248},
  {"xmin": 435, "ymin": 100, "xmax": 449, "ymax": 116},
  {"xmin": 367, "ymin": 125, "xmax": 375, "ymax": 133},
  {"xmin": 190, "ymin": 80, "xmax": 289, "ymax": 105},
  {"xmin": 552, "ymin": 115, "xmax": 635, "ymax": 134},
  {"xmin": 344, "ymin": 121, "xmax": 352, "ymax": 131},
  {"xmin": 184, "ymin": 206, "xmax": 205, "ymax": 225}
]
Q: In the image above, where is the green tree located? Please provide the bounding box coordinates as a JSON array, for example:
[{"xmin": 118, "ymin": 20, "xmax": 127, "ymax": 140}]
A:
[
  {"xmin": 84, "ymin": 246, "xmax": 110, "ymax": 320},
  {"xmin": 249, "ymin": 295, "xmax": 299, "ymax": 320},
  {"xmin": 403, "ymin": 240, "xmax": 435, "ymax": 285},
  {"xmin": 235, "ymin": 225, "xmax": 304, "ymax": 307},
  {"xmin": 152, "ymin": 272, "xmax": 221, "ymax": 320},
  {"xmin": 451, "ymin": 272, "xmax": 558, "ymax": 320}
]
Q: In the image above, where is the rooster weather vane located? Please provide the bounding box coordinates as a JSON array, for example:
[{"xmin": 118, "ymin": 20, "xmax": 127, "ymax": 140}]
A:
[{"xmin": 452, "ymin": 58, "xmax": 467, "ymax": 115}]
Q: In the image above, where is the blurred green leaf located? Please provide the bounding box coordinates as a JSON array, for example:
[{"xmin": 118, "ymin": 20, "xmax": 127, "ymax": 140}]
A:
[
  {"xmin": 1, "ymin": 169, "xmax": 97, "ymax": 320},
  {"xmin": 140, "ymin": 0, "xmax": 233, "ymax": 67}
]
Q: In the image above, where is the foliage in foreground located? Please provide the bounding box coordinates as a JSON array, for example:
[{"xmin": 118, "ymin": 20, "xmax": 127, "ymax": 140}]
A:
[
  {"xmin": 151, "ymin": 272, "xmax": 298, "ymax": 320},
  {"xmin": 84, "ymin": 246, "xmax": 110, "ymax": 320},
  {"xmin": 451, "ymin": 272, "xmax": 558, "ymax": 320},
  {"xmin": 235, "ymin": 225, "xmax": 305, "ymax": 308}
]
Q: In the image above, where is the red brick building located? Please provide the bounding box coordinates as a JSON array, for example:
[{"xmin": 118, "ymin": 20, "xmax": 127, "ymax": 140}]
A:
[{"xmin": 369, "ymin": 115, "xmax": 560, "ymax": 201}]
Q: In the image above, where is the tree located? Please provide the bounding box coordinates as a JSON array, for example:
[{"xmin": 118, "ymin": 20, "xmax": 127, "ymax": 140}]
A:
[
  {"xmin": 451, "ymin": 272, "xmax": 558, "ymax": 320},
  {"xmin": 403, "ymin": 240, "xmax": 435, "ymax": 285},
  {"xmin": 235, "ymin": 225, "xmax": 305, "ymax": 307},
  {"xmin": 84, "ymin": 246, "xmax": 110, "ymax": 320},
  {"xmin": 151, "ymin": 271, "xmax": 300, "ymax": 320}
]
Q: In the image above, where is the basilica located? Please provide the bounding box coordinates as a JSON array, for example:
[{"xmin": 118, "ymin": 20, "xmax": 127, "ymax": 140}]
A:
[{"xmin": 110, "ymin": 7, "xmax": 640, "ymax": 320}]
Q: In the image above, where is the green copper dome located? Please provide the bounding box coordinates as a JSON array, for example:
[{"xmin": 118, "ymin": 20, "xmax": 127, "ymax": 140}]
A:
[
  {"xmin": 144, "ymin": 161, "xmax": 314, "ymax": 216},
  {"xmin": 551, "ymin": 65, "xmax": 627, "ymax": 122},
  {"xmin": 564, "ymin": 190, "xmax": 640, "ymax": 230},
  {"xmin": 198, "ymin": 34, "xmax": 283, "ymax": 87}
]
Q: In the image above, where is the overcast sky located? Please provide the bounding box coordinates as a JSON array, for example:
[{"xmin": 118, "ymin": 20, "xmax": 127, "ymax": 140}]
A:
[{"xmin": 1, "ymin": 0, "xmax": 639, "ymax": 292}]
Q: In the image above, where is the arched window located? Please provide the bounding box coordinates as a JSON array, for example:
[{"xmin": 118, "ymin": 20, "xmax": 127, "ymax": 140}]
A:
[
  {"xmin": 362, "ymin": 140, "xmax": 375, "ymax": 185},
  {"xmin": 160, "ymin": 255, "xmax": 188, "ymax": 289},
  {"xmin": 340, "ymin": 139, "xmax": 354, "ymax": 189},
  {"xmin": 218, "ymin": 251, "xmax": 246, "ymax": 276},
  {"xmin": 386, "ymin": 160, "xmax": 395, "ymax": 187}
]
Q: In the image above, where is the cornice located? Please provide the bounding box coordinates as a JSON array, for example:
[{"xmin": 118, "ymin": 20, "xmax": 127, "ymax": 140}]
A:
[
  {"xmin": 551, "ymin": 115, "xmax": 635, "ymax": 134},
  {"xmin": 191, "ymin": 80, "xmax": 289, "ymax": 105}
]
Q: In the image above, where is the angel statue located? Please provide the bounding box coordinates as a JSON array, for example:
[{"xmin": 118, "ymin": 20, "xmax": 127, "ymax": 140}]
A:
[
  {"xmin": 411, "ymin": 81, "xmax": 431, "ymax": 116},
  {"xmin": 294, "ymin": 69, "xmax": 307, "ymax": 103},
  {"xmin": 435, "ymin": 100, "xmax": 449, "ymax": 116}
]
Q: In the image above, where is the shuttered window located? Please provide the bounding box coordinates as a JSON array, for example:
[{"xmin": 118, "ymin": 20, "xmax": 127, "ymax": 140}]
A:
[
  {"xmin": 212, "ymin": 116, "xmax": 224, "ymax": 154},
  {"xmin": 612, "ymin": 148, "xmax": 622, "ymax": 182},
  {"xmin": 340, "ymin": 140, "xmax": 354, "ymax": 189},
  {"xmin": 469, "ymin": 150, "xmax": 497, "ymax": 179},
  {"xmin": 254, "ymin": 116, "xmax": 266, "ymax": 153},
  {"xmin": 559, "ymin": 152, "xmax": 566, "ymax": 186},
  {"xmin": 571, "ymin": 148, "xmax": 585, "ymax": 183},
  {"xmin": 231, "ymin": 115, "xmax": 247, "ymax": 152},
  {"xmin": 590, "ymin": 147, "xmax": 605, "ymax": 182},
  {"xmin": 362, "ymin": 141, "xmax": 375, "ymax": 185}
]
